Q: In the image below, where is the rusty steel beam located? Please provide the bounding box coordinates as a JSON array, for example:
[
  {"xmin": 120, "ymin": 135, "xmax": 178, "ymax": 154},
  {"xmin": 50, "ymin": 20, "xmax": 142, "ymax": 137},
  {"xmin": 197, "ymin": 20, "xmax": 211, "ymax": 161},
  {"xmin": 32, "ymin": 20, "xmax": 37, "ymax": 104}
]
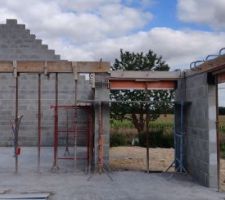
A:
[
  {"xmin": 0, "ymin": 61, "xmax": 110, "ymax": 73},
  {"xmin": 109, "ymin": 80, "xmax": 176, "ymax": 90}
]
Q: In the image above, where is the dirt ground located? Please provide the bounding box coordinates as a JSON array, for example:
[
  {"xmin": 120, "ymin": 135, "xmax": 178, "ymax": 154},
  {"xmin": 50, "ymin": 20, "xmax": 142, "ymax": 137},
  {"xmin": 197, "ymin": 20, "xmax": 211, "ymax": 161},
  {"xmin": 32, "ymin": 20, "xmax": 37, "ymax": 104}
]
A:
[
  {"xmin": 220, "ymin": 159, "xmax": 225, "ymax": 190},
  {"xmin": 110, "ymin": 146, "xmax": 225, "ymax": 191},
  {"xmin": 110, "ymin": 146, "xmax": 174, "ymax": 172}
]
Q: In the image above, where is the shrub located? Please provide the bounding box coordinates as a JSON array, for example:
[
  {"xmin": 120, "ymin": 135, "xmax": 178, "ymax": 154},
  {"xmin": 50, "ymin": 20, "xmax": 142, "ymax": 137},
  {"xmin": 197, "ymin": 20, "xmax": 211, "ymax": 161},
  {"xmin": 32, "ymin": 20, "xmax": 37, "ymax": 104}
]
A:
[
  {"xmin": 138, "ymin": 129, "xmax": 173, "ymax": 148},
  {"xmin": 110, "ymin": 133, "xmax": 127, "ymax": 147}
]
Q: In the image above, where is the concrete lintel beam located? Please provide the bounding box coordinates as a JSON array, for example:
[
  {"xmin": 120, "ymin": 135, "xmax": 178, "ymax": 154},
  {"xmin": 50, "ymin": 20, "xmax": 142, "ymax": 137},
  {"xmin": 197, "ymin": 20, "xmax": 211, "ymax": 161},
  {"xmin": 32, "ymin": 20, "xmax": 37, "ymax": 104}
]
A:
[{"xmin": 109, "ymin": 70, "xmax": 182, "ymax": 81}]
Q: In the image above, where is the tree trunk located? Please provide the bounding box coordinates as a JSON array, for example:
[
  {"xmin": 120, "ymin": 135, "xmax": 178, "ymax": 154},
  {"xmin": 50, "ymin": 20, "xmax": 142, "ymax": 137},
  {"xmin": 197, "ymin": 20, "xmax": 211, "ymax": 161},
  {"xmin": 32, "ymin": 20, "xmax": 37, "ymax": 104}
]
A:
[{"xmin": 131, "ymin": 113, "xmax": 145, "ymax": 135}]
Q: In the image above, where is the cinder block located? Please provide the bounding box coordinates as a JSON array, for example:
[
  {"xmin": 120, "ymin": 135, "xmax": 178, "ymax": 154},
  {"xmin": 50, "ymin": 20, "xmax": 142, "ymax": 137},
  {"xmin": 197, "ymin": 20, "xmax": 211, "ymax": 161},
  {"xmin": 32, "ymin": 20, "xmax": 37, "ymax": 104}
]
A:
[{"xmin": 6, "ymin": 19, "xmax": 17, "ymax": 25}]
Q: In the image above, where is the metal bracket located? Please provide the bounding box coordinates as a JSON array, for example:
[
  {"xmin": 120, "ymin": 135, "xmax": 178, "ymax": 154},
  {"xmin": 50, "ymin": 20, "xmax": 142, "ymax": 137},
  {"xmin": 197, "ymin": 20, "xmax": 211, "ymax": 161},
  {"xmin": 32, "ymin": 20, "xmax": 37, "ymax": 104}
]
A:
[
  {"xmin": 44, "ymin": 61, "xmax": 48, "ymax": 75},
  {"xmin": 89, "ymin": 73, "xmax": 95, "ymax": 88},
  {"xmin": 13, "ymin": 60, "xmax": 17, "ymax": 78},
  {"xmin": 72, "ymin": 63, "xmax": 78, "ymax": 80}
]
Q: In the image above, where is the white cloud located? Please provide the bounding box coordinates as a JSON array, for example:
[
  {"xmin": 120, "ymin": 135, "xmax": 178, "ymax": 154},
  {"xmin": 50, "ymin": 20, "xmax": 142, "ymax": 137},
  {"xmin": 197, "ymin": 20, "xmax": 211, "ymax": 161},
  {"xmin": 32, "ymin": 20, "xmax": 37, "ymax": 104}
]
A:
[
  {"xmin": 0, "ymin": 0, "xmax": 225, "ymax": 73},
  {"xmin": 177, "ymin": 0, "xmax": 225, "ymax": 30},
  {"xmin": 44, "ymin": 28, "xmax": 225, "ymax": 71},
  {"xmin": 0, "ymin": 0, "xmax": 152, "ymax": 43}
]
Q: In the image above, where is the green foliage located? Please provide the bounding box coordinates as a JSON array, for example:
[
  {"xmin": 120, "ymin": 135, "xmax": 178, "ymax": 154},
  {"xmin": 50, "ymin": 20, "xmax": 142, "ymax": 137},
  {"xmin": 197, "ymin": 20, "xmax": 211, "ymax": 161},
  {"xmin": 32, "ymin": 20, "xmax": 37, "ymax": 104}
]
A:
[
  {"xmin": 220, "ymin": 125, "xmax": 225, "ymax": 133},
  {"xmin": 220, "ymin": 143, "xmax": 225, "ymax": 158},
  {"xmin": 219, "ymin": 107, "xmax": 225, "ymax": 115},
  {"xmin": 110, "ymin": 49, "xmax": 174, "ymax": 133},
  {"xmin": 138, "ymin": 130, "xmax": 173, "ymax": 148},
  {"xmin": 111, "ymin": 119, "xmax": 134, "ymax": 129},
  {"xmin": 111, "ymin": 119, "xmax": 173, "ymax": 129},
  {"xmin": 110, "ymin": 118, "xmax": 174, "ymax": 148},
  {"xmin": 110, "ymin": 133, "xmax": 127, "ymax": 147}
]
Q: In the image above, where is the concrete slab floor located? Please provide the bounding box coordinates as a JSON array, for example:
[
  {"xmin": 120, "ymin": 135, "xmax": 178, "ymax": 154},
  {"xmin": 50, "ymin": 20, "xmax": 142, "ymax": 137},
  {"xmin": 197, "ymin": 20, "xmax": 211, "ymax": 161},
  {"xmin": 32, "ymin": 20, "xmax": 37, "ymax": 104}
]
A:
[{"xmin": 0, "ymin": 147, "xmax": 224, "ymax": 200}]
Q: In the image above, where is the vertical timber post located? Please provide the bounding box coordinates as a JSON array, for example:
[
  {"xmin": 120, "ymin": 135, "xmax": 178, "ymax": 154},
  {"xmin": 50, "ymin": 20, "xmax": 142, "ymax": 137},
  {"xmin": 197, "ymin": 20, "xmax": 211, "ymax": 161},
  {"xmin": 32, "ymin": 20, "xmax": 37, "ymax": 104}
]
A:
[{"xmin": 37, "ymin": 73, "xmax": 41, "ymax": 172}]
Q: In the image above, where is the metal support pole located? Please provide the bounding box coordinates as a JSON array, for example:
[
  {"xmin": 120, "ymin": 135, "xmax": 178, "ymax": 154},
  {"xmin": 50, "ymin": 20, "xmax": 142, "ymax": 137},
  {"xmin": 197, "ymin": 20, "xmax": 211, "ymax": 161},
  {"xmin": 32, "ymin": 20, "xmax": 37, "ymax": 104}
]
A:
[
  {"xmin": 74, "ymin": 79, "xmax": 78, "ymax": 171},
  {"xmin": 98, "ymin": 102, "xmax": 104, "ymax": 173},
  {"xmin": 180, "ymin": 102, "xmax": 184, "ymax": 173},
  {"xmin": 52, "ymin": 73, "xmax": 59, "ymax": 170},
  {"xmin": 37, "ymin": 74, "xmax": 41, "ymax": 172},
  {"xmin": 64, "ymin": 110, "xmax": 69, "ymax": 156},
  {"xmin": 216, "ymin": 78, "xmax": 220, "ymax": 191},
  {"xmin": 145, "ymin": 85, "xmax": 150, "ymax": 173},
  {"xmin": 88, "ymin": 111, "xmax": 93, "ymax": 174},
  {"xmin": 15, "ymin": 75, "xmax": 19, "ymax": 173}
]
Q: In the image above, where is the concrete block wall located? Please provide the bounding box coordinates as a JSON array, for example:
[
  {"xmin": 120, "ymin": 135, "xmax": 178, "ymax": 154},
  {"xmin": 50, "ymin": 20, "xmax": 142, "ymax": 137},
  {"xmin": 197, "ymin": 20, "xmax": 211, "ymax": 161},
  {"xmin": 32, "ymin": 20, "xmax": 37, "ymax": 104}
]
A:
[
  {"xmin": 0, "ymin": 18, "xmax": 111, "ymax": 171},
  {"xmin": 176, "ymin": 73, "xmax": 218, "ymax": 188},
  {"xmin": 0, "ymin": 19, "xmax": 60, "ymax": 60},
  {"xmin": 0, "ymin": 19, "xmax": 94, "ymax": 147},
  {"xmin": 0, "ymin": 73, "xmax": 93, "ymax": 146},
  {"xmin": 0, "ymin": 18, "xmax": 62, "ymax": 145}
]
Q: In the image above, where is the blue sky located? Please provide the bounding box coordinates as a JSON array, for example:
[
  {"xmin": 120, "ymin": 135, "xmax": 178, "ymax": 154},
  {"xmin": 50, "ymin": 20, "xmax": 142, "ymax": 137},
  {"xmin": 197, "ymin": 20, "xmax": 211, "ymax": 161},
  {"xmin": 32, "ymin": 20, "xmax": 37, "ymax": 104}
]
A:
[
  {"xmin": 148, "ymin": 0, "xmax": 209, "ymax": 31},
  {"xmin": 0, "ymin": 0, "xmax": 224, "ymax": 69},
  {"xmin": 0, "ymin": 0, "xmax": 224, "ymax": 103}
]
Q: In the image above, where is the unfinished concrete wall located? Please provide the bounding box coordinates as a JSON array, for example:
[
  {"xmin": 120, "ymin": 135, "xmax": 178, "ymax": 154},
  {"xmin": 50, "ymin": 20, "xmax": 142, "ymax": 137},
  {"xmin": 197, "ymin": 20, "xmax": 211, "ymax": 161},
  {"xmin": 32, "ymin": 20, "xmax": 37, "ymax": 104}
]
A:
[
  {"xmin": 0, "ymin": 19, "xmax": 94, "ymax": 146},
  {"xmin": 176, "ymin": 73, "xmax": 218, "ymax": 188},
  {"xmin": 0, "ymin": 73, "xmax": 92, "ymax": 146},
  {"xmin": 0, "ymin": 19, "xmax": 59, "ymax": 146},
  {"xmin": 0, "ymin": 19, "xmax": 60, "ymax": 60},
  {"xmin": 0, "ymin": 19, "xmax": 110, "ymax": 170}
]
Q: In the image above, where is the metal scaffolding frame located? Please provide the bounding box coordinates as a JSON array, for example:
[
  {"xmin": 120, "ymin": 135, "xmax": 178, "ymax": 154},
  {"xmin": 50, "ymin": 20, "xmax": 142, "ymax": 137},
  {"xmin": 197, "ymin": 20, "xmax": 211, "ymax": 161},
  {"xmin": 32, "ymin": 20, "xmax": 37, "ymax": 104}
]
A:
[{"xmin": 51, "ymin": 105, "xmax": 93, "ymax": 172}]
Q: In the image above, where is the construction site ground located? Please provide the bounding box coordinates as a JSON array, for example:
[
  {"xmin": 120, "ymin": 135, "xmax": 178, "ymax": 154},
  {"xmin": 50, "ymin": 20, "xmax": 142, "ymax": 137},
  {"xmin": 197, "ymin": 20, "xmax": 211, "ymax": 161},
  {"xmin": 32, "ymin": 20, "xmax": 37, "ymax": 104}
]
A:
[{"xmin": 0, "ymin": 147, "xmax": 224, "ymax": 200}]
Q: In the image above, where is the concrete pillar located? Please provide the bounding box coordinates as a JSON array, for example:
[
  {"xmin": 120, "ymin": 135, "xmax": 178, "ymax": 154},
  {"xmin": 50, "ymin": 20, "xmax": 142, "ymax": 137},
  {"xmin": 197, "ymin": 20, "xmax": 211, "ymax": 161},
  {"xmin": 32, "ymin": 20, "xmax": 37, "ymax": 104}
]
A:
[
  {"xmin": 176, "ymin": 73, "xmax": 218, "ymax": 188},
  {"xmin": 94, "ymin": 73, "xmax": 110, "ymax": 168}
]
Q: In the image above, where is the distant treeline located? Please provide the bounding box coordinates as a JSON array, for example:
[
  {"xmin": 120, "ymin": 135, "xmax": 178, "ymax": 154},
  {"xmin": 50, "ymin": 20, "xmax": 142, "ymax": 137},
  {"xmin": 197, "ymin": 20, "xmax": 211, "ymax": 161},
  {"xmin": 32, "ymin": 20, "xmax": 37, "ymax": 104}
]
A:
[
  {"xmin": 160, "ymin": 107, "xmax": 225, "ymax": 115},
  {"xmin": 219, "ymin": 107, "xmax": 225, "ymax": 115}
]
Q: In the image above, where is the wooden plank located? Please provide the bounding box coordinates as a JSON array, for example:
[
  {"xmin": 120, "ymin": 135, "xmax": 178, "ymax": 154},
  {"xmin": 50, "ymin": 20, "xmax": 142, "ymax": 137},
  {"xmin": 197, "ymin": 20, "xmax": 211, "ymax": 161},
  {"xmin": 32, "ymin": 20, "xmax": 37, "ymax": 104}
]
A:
[
  {"xmin": 109, "ymin": 80, "xmax": 176, "ymax": 90},
  {"xmin": 72, "ymin": 61, "xmax": 110, "ymax": 73},
  {"xmin": 217, "ymin": 72, "xmax": 225, "ymax": 84},
  {"xmin": 0, "ymin": 61, "xmax": 110, "ymax": 73},
  {"xmin": 186, "ymin": 54, "xmax": 225, "ymax": 76},
  {"xmin": 0, "ymin": 193, "xmax": 50, "ymax": 199},
  {"xmin": 110, "ymin": 71, "xmax": 181, "ymax": 80}
]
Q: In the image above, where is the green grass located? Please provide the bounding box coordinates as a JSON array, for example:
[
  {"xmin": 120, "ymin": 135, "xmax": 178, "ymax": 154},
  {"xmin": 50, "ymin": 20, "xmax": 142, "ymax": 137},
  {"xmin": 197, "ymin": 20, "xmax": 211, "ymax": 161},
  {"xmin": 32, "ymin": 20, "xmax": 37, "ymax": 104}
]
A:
[
  {"xmin": 110, "ymin": 115, "xmax": 174, "ymax": 147},
  {"xmin": 111, "ymin": 119, "xmax": 134, "ymax": 129},
  {"xmin": 111, "ymin": 115, "xmax": 225, "ymax": 133},
  {"xmin": 111, "ymin": 114, "xmax": 174, "ymax": 129}
]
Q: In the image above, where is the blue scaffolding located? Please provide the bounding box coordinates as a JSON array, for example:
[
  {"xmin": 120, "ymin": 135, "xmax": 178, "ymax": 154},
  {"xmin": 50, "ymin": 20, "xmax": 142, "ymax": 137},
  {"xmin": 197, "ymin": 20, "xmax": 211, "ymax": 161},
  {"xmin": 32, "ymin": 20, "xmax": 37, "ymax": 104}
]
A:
[{"xmin": 165, "ymin": 101, "xmax": 191, "ymax": 173}]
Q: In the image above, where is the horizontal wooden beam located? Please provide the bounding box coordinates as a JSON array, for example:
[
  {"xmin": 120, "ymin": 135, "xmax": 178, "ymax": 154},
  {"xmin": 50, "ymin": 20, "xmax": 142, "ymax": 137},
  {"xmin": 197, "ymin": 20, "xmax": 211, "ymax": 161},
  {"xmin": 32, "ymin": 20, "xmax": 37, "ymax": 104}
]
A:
[
  {"xmin": 186, "ymin": 54, "xmax": 225, "ymax": 76},
  {"xmin": 109, "ymin": 80, "xmax": 176, "ymax": 90},
  {"xmin": 110, "ymin": 70, "xmax": 182, "ymax": 81},
  {"xmin": 217, "ymin": 72, "xmax": 225, "ymax": 84},
  {"xmin": 0, "ymin": 61, "xmax": 110, "ymax": 73}
]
